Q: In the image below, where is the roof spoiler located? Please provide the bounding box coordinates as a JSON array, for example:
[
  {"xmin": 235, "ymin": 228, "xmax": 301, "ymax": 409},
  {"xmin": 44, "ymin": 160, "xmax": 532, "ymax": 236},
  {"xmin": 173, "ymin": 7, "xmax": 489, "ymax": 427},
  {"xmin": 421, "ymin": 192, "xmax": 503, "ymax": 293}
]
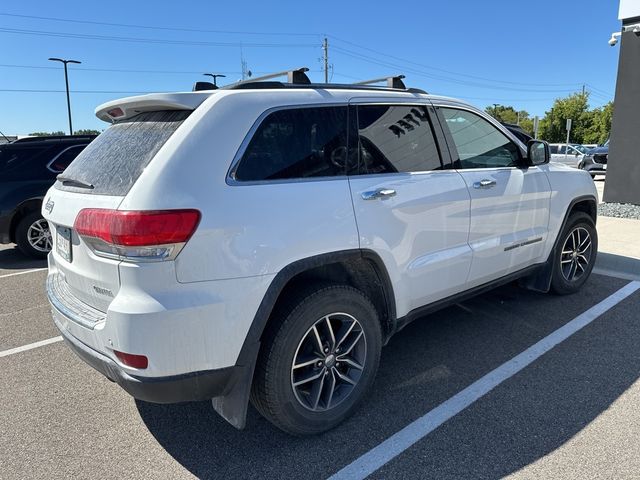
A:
[{"xmin": 95, "ymin": 92, "xmax": 213, "ymax": 123}]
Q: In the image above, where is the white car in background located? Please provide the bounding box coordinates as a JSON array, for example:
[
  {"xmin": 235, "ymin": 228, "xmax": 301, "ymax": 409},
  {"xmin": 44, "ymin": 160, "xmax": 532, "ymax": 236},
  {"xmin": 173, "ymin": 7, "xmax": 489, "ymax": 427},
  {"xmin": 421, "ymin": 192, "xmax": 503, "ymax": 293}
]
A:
[
  {"xmin": 42, "ymin": 69, "xmax": 599, "ymax": 435},
  {"xmin": 549, "ymin": 143, "xmax": 590, "ymax": 168}
]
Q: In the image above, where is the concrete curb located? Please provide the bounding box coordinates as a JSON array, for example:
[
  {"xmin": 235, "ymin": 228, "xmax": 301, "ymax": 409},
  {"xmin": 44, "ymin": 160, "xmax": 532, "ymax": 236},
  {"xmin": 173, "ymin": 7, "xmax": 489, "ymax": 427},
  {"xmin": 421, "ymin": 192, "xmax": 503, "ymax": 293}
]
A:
[{"xmin": 594, "ymin": 251, "xmax": 640, "ymax": 281}]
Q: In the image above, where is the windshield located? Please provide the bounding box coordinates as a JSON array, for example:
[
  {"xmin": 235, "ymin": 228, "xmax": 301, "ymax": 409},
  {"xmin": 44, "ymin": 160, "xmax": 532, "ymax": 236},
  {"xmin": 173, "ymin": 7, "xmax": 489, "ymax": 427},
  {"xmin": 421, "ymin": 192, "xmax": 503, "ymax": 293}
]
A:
[{"xmin": 573, "ymin": 145, "xmax": 590, "ymax": 154}]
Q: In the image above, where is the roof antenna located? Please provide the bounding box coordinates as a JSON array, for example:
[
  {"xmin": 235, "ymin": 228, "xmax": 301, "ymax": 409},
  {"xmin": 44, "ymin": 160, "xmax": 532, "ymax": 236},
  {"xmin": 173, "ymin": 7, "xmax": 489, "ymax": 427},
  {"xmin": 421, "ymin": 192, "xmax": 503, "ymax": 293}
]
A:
[{"xmin": 203, "ymin": 73, "xmax": 226, "ymax": 88}]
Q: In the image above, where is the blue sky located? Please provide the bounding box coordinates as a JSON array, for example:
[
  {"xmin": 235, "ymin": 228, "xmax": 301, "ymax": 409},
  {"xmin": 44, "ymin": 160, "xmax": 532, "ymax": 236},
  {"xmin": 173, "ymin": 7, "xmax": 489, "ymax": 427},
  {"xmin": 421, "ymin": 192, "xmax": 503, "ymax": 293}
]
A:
[{"xmin": 0, "ymin": 0, "xmax": 622, "ymax": 135}]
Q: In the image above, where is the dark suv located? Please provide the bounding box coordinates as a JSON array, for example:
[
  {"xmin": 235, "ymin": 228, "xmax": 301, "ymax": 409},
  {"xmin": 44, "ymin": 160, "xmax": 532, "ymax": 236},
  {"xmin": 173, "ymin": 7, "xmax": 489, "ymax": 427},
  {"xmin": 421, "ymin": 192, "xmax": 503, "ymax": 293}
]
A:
[
  {"xmin": 579, "ymin": 140, "xmax": 609, "ymax": 178},
  {"xmin": 0, "ymin": 135, "xmax": 95, "ymax": 258}
]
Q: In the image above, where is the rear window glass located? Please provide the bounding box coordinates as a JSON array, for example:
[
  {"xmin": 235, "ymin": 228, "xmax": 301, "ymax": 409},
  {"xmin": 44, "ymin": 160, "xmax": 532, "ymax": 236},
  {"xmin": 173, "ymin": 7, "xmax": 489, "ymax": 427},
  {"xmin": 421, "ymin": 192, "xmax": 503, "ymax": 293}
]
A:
[{"xmin": 56, "ymin": 110, "xmax": 189, "ymax": 195}]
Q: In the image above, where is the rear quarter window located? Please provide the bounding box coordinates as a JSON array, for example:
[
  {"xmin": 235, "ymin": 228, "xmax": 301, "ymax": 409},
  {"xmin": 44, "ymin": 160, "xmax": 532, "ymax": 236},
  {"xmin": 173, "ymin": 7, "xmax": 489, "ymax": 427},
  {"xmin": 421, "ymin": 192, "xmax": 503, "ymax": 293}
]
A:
[{"xmin": 56, "ymin": 110, "xmax": 189, "ymax": 195}]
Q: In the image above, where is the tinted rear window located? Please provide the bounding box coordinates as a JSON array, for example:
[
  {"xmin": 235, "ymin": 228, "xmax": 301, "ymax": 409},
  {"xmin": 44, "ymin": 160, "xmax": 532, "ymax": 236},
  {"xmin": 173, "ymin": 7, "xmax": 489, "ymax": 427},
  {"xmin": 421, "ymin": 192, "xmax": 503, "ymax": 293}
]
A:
[{"xmin": 56, "ymin": 110, "xmax": 189, "ymax": 195}]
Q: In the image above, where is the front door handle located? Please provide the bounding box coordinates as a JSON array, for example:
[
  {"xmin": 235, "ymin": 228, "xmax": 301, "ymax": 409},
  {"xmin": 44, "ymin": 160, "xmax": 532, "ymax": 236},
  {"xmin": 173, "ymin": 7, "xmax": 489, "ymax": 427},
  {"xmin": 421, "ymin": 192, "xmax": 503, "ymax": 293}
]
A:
[
  {"xmin": 473, "ymin": 179, "xmax": 496, "ymax": 189},
  {"xmin": 361, "ymin": 188, "xmax": 397, "ymax": 200}
]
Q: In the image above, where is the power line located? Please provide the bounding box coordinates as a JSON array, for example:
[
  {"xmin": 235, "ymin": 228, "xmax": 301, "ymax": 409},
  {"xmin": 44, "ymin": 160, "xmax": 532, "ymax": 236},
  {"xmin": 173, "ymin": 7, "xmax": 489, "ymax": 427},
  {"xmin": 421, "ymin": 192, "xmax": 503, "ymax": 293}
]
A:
[
  {"xmin": 328, "ymin": 35, "xmax": 582, "ymax": 88},
  {"xmin": 0, "ymin": 63, "xmax": 325, "ymax": 76},
  {"xmin": 0, "ymin": 63, "xmax": 243, "ymax": 74},
  {"xmin": 586, "ymin": 83, "xmax": 613, "ymax": 97},
  {"xmin": 332, "ymin": 46, "xmax": 579, "ymax": 93},
  {"xmin": 0, "ymin": 88, "xmax": 153, "ymax": 94},
  {"xmin": 0, "ymin": 27, "xmax": 317, "ymax": 48},
  {"xmin": 0, "ymin": 12, "xmax": 319, "ymax": 37}
]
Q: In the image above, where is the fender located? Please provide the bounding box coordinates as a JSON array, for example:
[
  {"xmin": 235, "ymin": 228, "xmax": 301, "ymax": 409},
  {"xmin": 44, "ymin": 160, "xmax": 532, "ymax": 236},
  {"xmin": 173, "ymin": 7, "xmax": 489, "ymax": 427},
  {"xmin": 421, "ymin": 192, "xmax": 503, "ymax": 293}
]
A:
[
  {"xmin": 519, "ymin": 194, "xmax": 597, "ymax": 292},
  {"xmin": 211, "ymin": 248, "xmax": 396, "ymax": 429}
]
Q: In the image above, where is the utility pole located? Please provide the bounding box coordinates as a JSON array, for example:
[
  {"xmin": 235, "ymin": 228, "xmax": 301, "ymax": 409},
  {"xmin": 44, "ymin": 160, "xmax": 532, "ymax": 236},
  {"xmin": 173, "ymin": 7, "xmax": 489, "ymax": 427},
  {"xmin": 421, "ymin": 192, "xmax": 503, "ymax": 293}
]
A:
[
  {"xmin": 48, "ymin": 57, "xmax": 81, "ymax": 135},
  {"xmin": 240, "ymin": 47, "xmax": 251, "ymax": 81},
  {"xmin": 322, "ymin": 37, "xmax": 329, "ymax": 83},
  {"xmin": 582, "ymin": 84, "xmax": 586, "ymax": 96}
]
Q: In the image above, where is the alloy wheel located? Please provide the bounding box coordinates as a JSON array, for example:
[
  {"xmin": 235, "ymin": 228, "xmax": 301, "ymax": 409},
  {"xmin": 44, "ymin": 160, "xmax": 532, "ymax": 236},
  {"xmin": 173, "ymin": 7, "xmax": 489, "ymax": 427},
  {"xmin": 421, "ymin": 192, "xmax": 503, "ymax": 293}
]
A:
[
  {"xmin": 291, "ymin": 313, "xmax": 367, "ymax": 412},
  {"xmin": 27, "ymin": 219, "xmax": 52, "ymax": 252},
  {"xmin": 560, "ymin": 226, "xmax": 592, "ymax": 282}
]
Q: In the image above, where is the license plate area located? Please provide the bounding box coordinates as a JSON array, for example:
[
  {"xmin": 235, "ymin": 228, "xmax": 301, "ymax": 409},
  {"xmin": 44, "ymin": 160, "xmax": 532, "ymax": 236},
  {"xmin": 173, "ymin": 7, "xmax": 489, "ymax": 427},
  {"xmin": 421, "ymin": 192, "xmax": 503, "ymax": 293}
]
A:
[{"xmin": 56, "ymin": 227, "xmax": 72, "ymax": 263}]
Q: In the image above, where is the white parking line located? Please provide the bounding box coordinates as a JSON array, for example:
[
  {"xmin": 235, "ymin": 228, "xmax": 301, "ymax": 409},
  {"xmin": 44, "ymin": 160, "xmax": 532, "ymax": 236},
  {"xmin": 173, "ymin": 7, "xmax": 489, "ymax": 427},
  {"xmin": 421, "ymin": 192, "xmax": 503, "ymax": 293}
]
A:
[
  {"xmin": 329, "ymin": 280, "xmax": 640, "ymax": 480},
  {"xmin": 0, "ymin": 268, "xmax": 47, "ymax": 279},
  {"xmin": 0, "ymin": 336, "xmax": 63, "ymax": 358}
]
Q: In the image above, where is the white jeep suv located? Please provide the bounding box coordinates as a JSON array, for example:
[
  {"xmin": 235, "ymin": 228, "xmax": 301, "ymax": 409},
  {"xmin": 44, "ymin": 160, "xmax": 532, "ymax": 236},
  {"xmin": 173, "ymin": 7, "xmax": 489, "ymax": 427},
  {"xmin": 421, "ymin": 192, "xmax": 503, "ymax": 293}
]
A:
[{"xmin": 43, "ymin": 69, "xmax": 598, "ymax": 435}]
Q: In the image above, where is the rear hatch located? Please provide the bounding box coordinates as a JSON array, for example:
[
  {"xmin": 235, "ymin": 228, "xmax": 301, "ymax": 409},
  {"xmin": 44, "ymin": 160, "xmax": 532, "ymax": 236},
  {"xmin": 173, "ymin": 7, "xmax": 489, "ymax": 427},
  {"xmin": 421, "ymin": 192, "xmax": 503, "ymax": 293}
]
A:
[{"xmin": 43, "ymin": 110, "xmax": 191, "ymax": 314}]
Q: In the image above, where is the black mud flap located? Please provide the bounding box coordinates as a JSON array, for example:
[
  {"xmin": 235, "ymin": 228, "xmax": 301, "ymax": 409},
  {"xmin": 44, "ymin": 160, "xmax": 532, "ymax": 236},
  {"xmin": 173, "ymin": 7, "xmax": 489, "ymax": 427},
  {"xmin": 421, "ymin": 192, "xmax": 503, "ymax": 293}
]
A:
[
  {"xmin": 211, "ymin": 342, "xmax": 260, "ymax": 429},
  {"xmin": 519, "ymin": 251, "xmax": 554, "ymax": 293}
]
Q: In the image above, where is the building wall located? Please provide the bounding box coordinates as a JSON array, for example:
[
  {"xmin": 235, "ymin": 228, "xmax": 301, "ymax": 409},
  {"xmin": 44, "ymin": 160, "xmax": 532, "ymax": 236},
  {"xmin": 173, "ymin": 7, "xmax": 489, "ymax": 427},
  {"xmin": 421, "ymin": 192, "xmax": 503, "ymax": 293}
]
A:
[{"xmin": 603, "ymin": 24, "xmax": 640, "ymax": 205}]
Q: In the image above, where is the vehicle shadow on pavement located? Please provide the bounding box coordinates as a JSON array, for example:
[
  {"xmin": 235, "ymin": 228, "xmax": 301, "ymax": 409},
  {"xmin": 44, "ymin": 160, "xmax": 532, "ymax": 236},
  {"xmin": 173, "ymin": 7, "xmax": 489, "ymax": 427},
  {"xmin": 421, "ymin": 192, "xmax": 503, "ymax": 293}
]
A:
[
  {"xmin": 0, "ymin": 247, "xmax": 46, "ymax": 271},
  {"xmin": 136, "ymin": 274, "xmax": 636, "ymax": 480}
]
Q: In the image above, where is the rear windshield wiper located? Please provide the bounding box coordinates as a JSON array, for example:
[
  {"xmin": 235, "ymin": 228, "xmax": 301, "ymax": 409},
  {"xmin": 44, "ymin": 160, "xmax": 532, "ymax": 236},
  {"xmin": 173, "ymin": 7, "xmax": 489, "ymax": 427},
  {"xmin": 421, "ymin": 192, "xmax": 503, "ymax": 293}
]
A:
[{"xmin": 57, "ymin": 175, "xmax": 95, "ymax": 189}]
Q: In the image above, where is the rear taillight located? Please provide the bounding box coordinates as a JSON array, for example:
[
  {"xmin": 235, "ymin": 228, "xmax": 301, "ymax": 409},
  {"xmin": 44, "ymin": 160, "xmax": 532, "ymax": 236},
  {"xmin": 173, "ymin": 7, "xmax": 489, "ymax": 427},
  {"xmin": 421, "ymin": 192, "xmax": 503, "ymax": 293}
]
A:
[{"xmin": 74, "ymin": 209, "xmax": 200, "ymax": 262}]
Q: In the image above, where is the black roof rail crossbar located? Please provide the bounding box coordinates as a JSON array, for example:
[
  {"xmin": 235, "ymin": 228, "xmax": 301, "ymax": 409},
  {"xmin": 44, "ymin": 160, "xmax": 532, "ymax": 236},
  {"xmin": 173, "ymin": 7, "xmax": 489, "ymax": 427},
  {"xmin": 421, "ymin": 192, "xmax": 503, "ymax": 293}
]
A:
[
  {"xmin": 354, "ymin": 75, "xmax": 407, "ymax": 89},
  {"xmin": 225, "ymin": 67, "xmax": 311, "ymax": 89}
]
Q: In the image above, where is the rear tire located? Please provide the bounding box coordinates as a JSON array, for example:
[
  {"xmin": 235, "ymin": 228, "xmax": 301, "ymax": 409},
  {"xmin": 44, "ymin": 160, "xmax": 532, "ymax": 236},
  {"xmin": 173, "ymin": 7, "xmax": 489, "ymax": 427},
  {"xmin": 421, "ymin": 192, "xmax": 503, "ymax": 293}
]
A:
[
  {"xmin": 251, "ymin": 284, "xmax": 382, "ymax": 435},
  {"xmin": 16, "ymin": 211, "xmax": 51, "ymax": 259},
  {"xmin": 550, "ymin": 212, "xmax": 597, "ymax": 295}
]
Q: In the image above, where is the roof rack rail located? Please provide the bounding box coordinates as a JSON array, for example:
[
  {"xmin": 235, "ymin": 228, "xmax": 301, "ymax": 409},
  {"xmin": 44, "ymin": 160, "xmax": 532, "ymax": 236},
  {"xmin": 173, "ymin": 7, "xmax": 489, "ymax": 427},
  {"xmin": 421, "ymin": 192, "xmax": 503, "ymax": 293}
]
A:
[
  {"xmin": 354, "ymin": 75, "xmax": 407, "ymax": 89},
  {"xmin": 225, "ymin": 67, "xmax": 311, "ymax": 89}
]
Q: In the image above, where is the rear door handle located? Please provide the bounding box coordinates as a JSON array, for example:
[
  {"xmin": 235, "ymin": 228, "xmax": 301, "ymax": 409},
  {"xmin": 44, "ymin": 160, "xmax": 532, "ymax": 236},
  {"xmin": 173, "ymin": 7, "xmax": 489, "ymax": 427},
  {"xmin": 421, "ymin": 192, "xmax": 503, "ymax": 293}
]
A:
[
  {"xmin": 473, "ymin": 179, "xmax": 496, "ymax": 189},
  {"xmin": 361, "ymin": 188, "xmax": 397, "ymax": 200}
]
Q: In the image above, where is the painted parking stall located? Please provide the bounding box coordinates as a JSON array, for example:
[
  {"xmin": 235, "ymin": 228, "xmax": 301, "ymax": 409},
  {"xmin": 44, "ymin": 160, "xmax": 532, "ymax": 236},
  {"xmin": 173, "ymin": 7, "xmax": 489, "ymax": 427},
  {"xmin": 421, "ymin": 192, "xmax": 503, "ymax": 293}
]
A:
[{"xmin": 2, "ymin": 264, "xmax": 640, "ymax": 478}]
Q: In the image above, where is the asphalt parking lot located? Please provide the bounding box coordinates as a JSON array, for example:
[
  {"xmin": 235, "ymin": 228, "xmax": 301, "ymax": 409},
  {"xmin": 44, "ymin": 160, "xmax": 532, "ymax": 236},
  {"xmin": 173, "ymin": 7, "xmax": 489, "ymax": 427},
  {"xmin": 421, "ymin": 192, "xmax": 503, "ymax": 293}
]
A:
[{"xmin": 2, "ymin": 242, "xmax": 640, "ymax": 479}]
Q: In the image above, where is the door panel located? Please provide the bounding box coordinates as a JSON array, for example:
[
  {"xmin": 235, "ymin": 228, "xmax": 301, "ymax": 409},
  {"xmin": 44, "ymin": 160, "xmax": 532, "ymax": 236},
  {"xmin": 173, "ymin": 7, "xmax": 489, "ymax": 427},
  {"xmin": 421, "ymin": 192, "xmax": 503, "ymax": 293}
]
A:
[
  {"xmin": 456, "ymin": 168, "xmax": 551, "ymax": 286},
  {"xmin": 436, "ymin": 106, "xmax": 551, "ymax": 286},
  {"xmin": 347, "ymin": 102, "xmax": 471, "ymax": 317},
  {"xmin": 350, "ymin": 172, "xmax": 471, "ymax": 316}
]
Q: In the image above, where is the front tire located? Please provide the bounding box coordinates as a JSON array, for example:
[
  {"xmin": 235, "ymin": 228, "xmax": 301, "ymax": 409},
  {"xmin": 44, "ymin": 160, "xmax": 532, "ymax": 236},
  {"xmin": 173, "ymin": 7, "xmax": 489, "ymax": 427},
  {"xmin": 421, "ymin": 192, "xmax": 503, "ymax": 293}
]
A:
[
  {"xmin": 551, "ymin": 212, "xmax": 597, "ymax": 295},
  {"xmin": 16, "ymin": 211, "xmax": 51, "ymax": 259},
  {"xmin": 251, "ymin": 285, "xmax": 382, "ymax": 435}
]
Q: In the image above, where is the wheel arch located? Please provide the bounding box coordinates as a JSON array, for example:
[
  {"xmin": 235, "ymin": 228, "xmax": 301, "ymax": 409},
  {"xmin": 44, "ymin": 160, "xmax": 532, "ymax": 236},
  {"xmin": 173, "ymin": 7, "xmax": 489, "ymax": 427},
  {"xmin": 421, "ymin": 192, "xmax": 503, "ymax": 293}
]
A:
[
  {"xmin": 9, "ymin": 197, "xmax": 44, "ymax": 243},
  {"xmin": 211, "ymin": 249, "xmax": 396, "ymax": 429},
  {"xmin": 520, "ymin": 194, "xmax": 597, "ymax": 292}
]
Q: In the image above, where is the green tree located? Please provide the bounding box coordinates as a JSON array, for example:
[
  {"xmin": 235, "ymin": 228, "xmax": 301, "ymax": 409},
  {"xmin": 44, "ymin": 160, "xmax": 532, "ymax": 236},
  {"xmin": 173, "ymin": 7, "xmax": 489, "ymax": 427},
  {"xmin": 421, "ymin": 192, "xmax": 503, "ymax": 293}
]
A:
[
  {"xmin": 538, "ymin": 92, "xmax": 592, "ymax": 143},
  {"xmin": 485, "ymin": 105, "xmax": 534, "ymax": 135},
  {"xmin": 74, "ymin": 129, "xmax": 101, "ymax": 135},
  {"xmin": 28, "ymin": 131, "xmax": 66, "ymax": 136},
  {"xmin": 583, "ymin": 102, "xmax": 612, "ymax": 145}
]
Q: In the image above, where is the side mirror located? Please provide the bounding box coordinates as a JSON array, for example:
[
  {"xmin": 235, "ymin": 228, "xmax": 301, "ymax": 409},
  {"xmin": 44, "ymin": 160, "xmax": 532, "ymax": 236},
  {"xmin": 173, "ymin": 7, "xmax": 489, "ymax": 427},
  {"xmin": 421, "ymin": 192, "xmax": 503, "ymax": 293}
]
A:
[{"xmin": 527, "ymin": 140, "xmax": 550, "ymax": 166}]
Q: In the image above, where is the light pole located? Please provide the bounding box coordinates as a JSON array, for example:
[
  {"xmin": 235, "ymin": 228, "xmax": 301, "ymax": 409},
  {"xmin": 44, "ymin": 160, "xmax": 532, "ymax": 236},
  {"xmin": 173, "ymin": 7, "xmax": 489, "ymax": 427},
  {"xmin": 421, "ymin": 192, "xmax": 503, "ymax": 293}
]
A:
[
  {"xmin": 203, "ymin": 73, "xmax": 226, "ymax": 88},
  {"xmin": 48, "ymin": 57, "xmax": 81, "ymax": 135}
]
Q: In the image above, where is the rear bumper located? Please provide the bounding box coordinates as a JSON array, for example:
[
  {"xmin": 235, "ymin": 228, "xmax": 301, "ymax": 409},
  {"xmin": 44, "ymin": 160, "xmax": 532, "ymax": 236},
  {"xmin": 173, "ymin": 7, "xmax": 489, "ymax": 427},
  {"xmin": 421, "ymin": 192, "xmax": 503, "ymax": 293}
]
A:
[{"xmin": 52, "ymin": 311, "xmax": 237, "ymax": 403}]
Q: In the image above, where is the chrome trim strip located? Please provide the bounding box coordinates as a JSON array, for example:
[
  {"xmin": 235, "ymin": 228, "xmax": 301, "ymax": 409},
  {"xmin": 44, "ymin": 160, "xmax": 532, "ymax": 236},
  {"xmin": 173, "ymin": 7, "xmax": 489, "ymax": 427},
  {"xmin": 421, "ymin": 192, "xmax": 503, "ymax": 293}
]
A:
[{"xmin": 46, "ymin": 272, "xmax": 106, "ymax": 329}]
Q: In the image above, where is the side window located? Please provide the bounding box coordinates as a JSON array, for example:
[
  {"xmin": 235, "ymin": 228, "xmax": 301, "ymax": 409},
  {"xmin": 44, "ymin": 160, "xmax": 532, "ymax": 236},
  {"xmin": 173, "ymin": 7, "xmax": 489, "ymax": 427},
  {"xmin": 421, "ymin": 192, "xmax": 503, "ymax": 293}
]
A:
[
  {"xmin": 47, "ymin": 144, "xmax": 88, "ymax": 173},
  {"xmin": 549, "ymin": 145, "xmax": 558, "ymax": 154},
  {"xmin": 442, "ymin": 108, "xmax": 521, "ymax": 169},
  {"xmin": 0, "ymin": 146, "xmax": 49, "ymax": 172},
  {"xmin": 355, "ymin": 105, "xmax": 442, "ymax": 174},
  {"xmin": 234, "ymin": 106, "xmax": 348, "ymax": 181}
]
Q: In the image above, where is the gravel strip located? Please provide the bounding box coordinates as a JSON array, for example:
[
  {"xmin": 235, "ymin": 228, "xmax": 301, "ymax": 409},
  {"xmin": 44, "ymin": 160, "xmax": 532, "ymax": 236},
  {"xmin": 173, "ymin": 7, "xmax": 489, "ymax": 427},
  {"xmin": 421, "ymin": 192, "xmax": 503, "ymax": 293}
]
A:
[{"xmin": 598, "ymin": 202, "xmax": 640, "ymax": 220}]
